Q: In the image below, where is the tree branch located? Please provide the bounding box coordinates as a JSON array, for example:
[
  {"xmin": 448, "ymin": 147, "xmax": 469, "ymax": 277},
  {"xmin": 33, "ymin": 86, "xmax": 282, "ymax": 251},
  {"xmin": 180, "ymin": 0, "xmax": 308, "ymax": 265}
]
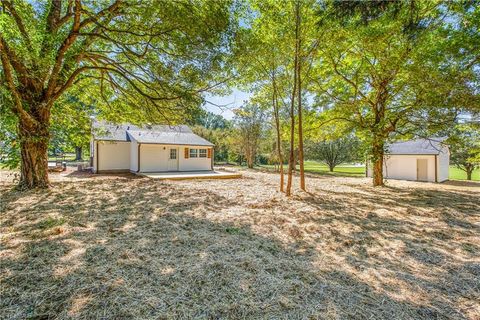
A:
[
  {"xmin": 0, "ymin": 40, "xmax": 35, "ymax": 126},
  {"xmin": 45, "ymin": 0, "xmax": 82, "ymax": 100},
  {"xmin": 2, "ymin": 1, "xmax": 33, "ymax": 52}
]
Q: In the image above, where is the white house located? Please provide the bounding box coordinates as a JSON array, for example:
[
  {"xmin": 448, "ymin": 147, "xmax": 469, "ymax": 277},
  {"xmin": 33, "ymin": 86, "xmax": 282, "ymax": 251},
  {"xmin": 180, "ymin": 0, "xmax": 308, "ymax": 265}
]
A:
[
  {"xmin": 367, "ymin": 138, "xmax": 450, "ymax": 183},
  {"xmin": 90, "ymin": 121, "xmax": 214, "ymax": 173}
]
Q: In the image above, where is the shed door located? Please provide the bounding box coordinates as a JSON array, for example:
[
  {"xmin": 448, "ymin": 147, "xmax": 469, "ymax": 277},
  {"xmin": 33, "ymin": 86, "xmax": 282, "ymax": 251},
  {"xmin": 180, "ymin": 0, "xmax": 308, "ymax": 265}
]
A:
[
  {"xmin": 417, "ymin": 159, "xmax": 428, "ymax": 181},
  {"xmin": 168, "ymin": 148, "xmax": 179, "ymax": 171}
]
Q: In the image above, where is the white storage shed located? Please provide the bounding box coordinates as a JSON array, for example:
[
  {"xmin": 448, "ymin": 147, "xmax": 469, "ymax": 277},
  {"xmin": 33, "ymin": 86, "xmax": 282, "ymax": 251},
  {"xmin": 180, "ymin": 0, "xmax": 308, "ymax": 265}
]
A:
[{"xmin": 367, "ymin": 139, "xmax": 449, "ymax": 183}]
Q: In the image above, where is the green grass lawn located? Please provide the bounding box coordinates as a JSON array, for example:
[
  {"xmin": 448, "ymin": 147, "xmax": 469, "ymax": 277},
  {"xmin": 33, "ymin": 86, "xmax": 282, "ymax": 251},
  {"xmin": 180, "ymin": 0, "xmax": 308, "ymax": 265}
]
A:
[
  {"xmin": 257, "ymin": 161, "xmax": 365, "ymax": 178},
  {"xmin": 449, "ymin": 166, "xmax": 480, "ymax": 181},
  {"xmin": 47, "ymin": 152, "xmax": 77, "ymax": 162},
  {"xmin": 257, "ymin": 161, "xmax": 479, "ymax": 181}
]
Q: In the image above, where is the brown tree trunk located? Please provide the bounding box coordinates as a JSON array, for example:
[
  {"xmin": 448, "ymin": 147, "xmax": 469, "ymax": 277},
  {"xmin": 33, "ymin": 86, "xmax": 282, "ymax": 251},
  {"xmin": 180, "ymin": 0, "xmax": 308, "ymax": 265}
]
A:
[
  {"xmin": 272, "ymin": 75, "xmax": 284, "ymax": 192},
  {"xmin": 286, "ymin": 8, "xmax": 300, "ymax": 196},
  {"xmin": 246, "ymin": 144, "xmax": 254, "ymax": 169},
  {"xmin": 466, "ymin": 168, "xmax": 473, "ymax": 181},
  {"xmin": 329, "ymin": 165, "xmax": 334, "ymax": 172},
  {"xmin": 297, "ymin": 20, "xmax": 305, "ymax": 191},
  {"xmin": 75, "ymin": 146, "xmax": 83, "ymax": 161},
  {"xmin": 372, "ymin": 139, "xmax": 384, "ymax": 187},
  {"xmin": 247, "ymin": 157, "xmax": 254, "ymax": 169},
  {"xmin": 18, "ymin": 119, "xmax": 50, "ymax": 189}
]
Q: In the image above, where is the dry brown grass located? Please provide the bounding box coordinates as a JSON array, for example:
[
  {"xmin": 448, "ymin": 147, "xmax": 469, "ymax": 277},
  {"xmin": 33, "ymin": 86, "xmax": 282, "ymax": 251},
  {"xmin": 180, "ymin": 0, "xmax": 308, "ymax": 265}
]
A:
[{"xmin": 1, "ymin": 169, "xmax": 479, "ymax": 319}]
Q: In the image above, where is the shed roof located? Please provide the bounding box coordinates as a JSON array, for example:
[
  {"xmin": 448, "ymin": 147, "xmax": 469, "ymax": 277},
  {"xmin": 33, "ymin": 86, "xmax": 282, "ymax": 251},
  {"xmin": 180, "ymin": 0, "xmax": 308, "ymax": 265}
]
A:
[
  {"xmin": 386, "ymin": 138, "xmax": 447, "ymax": 155},
  {"xmin": 92, "ymin": 121, "xmax": 212, "ymax": 146}
]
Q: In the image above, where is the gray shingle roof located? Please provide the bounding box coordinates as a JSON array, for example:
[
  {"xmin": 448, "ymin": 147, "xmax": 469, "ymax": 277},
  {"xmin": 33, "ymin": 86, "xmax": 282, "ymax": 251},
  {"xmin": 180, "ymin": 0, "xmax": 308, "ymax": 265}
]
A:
[
  {"xmin": 386, "ymin": 138, "xmax": 447, "ymax": 155},
  {"xmin": 92, "ymin": 122, "xmax": 131, "ymax": 141},
  {"xmin": 127, "ymin": 130, "xmax": 213, "ymax": 146},
  {"xmin": 92, "ymin": 121, "xmax": 212, "ymax": 146}
]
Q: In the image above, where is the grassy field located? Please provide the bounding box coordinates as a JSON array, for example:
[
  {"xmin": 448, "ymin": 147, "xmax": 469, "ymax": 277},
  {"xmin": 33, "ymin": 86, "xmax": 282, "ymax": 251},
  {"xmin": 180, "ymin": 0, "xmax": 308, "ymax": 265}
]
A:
[
  {"xmin": 258, "ymin": 161, "xmax": 480, "ymax": 181},
  {"xmin": 449, "ymin": 166, "xmax": 480, "ymax": 181},
  {"xmin": 257, "ymin": 161, "xmax": 365, "ymax": 177},
  {"xmin": 1, "ymin": 169, "xmax": 479, "ymax": 319}
]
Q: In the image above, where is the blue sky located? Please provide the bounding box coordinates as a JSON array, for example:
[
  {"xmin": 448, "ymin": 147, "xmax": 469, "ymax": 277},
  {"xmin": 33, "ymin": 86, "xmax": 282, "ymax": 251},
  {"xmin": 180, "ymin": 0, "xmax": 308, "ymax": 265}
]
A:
[{"xmin": 203, "ymin": 89, "xmax": 251, "ymax": 120}]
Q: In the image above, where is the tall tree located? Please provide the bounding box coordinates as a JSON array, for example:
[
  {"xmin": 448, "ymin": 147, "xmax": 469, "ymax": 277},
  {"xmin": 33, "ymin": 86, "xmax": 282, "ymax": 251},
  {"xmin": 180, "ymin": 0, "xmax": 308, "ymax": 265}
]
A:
[
  {"xmin": 285, "ymin": 2, "xmax": 299, "ymax": 196},
  {"xmin": 233, "ymin": 103, "xmax": 267, "ymax": 168},
  {"xmin": 235, "ymin": 0, "xmax": 292, "ymax": 192},
  {"xmin": 306, "ymin": 136, "xmax": 361, "ymax": 172},
  {"xmin": 448, "ymin": 123, "xmax": 480, "ymax": 181},
  {"xmin": 314, "ymin": 1, "xmax": 472, "ymax": 186},
  {"xmin": 295, "ymin": 0, "xmax": 306, "ymax": 191},
  {"xmin": 0, "ymin": 0, "xmax": 236, "ymax": 188}
]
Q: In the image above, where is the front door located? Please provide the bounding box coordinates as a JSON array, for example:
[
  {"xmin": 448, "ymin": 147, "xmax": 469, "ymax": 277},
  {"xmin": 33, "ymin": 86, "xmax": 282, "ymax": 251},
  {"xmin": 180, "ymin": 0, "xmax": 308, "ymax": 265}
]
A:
[
  {"xmin": 417, "ymin": 159, "xmax": 428, "ymax": 181},
  {"xmin": 168, "ymin": 148, "xmax": 179, "ymax": 171}
]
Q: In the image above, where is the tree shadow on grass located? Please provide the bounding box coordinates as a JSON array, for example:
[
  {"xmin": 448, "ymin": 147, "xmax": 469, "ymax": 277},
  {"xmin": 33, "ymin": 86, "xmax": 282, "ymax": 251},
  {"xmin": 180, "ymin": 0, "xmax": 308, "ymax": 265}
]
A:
[
  {"xmin": 64, "ymin": 170, "xmax": 142, "ymax": 180},
  {"xmin": 441, "ymin": 180, "xmax": 480, "ymax": 188},
  {"xmin": 0, "ymin": 181, "xmax": 468, "ymax": 319},
  {"xmin": 0, "ymin": 218, "xmax": 455, "ymax": 319},
  {"xmin": 294, "ymin": 183, "xmax": 479, "ymax": 319},
  {"xmin": 1, "ymin": 177, "xmax": 478, "ymax": 319}
]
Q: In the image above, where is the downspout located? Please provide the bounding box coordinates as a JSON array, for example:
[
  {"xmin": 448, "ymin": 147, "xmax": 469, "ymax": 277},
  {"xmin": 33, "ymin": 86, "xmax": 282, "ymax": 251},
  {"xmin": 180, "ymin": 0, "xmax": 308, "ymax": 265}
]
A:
[
  {"xmin": 365, "ymin": 156, "xmax": 368, "ymax": 177},
  {"xmin": 434, "ymin": 154, "xmax": 438, "ymax": 183},
  {"xmin": 211, "ymin": 148, "xmax": 214, "ymax": 170},
  {"xmin": 96, "ymin": 141, "xmax": 99, "ymax": 173},
  {"xmin": 137, "ymin": 143, "xmax": 141, "ymax": 173}
]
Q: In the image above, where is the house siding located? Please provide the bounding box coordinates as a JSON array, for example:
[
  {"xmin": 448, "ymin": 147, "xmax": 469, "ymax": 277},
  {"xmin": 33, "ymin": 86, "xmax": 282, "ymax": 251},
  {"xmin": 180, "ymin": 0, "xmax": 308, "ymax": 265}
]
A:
[
  {"xmin": 136, "ymin": 144, "xmax": 212, "ymax": 172},
  {"xmin": 130, "ymin": 140, "xmax": 138, "ymax": 172},
  {"xmin": 140, "ymin": 144, "xmax": 169, "ymax": 172},
  {"xmin": 96, "ymin": 141, "xmax": 130, "ymax": 172},
  {"xmin": 179, "ymin": 146, "xmax": 212, "ymax": 171},
  {"xmin": 367, "ymin": 154, "xmax": 438, "ymax": 182},
  {"xmin": 385, "ymin": 155, "xmax": 436, "ymax": 182},
  {"xmin": 438, "ymin": 146, "xmax": 450, "ymax": 182}
]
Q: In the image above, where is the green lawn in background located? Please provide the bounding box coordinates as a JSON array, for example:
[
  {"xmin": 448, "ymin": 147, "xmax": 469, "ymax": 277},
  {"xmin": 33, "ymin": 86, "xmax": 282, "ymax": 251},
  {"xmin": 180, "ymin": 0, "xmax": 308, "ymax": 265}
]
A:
[
  {"xmin": 47, "ymin": 153, "xmax": 77, "ymax": 162},
  {"xmin": 257, "ymin": 161, "xmax": 479, "ymax": 181},
  {"xmin": 448, "ymin": 166, "xmax": 480, "ymax": 181},
  {"xmin": 258, "ymin": 161, "xmax": 365, "ymax": 178}
]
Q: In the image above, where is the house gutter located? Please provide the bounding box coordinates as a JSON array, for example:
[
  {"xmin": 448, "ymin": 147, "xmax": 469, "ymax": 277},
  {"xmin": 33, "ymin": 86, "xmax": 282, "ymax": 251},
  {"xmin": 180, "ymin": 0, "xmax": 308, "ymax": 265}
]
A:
[{"xmin": 434, "ymin": 154, "xmax": 438, "ymax": 183}]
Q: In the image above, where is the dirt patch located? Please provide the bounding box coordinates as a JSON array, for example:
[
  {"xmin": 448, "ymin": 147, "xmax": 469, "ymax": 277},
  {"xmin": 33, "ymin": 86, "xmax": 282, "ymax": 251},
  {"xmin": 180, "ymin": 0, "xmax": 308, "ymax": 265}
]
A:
[{"xmin": 1, "ymin": 169, "xmax": 479, "ymax": 319}]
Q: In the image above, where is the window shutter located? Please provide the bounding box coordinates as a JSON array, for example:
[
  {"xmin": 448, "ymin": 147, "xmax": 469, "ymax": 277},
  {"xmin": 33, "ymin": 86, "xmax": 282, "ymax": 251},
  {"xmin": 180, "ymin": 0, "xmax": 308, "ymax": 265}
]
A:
[
  {"xmin": 207, "ymin": 148, "xmax": 212, "ymax": 158},
  {"xmin": 184, "ymin": 147, "xmax": 189, "ymax": 158}
]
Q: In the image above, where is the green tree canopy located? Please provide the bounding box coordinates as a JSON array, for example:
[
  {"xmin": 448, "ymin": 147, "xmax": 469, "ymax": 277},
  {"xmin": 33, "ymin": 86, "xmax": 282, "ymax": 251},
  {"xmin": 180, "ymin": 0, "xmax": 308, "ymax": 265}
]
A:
[{"xmin": 0, "ymin": 0, "xmax": 239, "ymax": 188}]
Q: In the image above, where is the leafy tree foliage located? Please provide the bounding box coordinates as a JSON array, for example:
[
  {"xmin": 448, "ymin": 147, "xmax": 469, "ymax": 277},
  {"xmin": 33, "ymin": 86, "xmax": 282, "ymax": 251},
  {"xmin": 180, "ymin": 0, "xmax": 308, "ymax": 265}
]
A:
[
  {"xmin": 192, "ymin": 110, "xmax": 232, "ymax": 162},
  {"xmin": 448, "ymin": 124, "xmax": 480, "ymax": 180},
  {"xmin": 193, "ymin": 110, "xmax": 231, "ymax": 130},
  {"xmin": 0, "ymin": 0, "xmax": 238, "ymax": 188},
  {"xmin": 306, "ymin": 136, "xmax": 361, "ymax": 172},
  {"xmin": 232, "ymin": 103, "xmax": 267, "ymax": 168},
  {"xmin": 313, "ymin": 1, "xmax": 476, "ymax": 186}
]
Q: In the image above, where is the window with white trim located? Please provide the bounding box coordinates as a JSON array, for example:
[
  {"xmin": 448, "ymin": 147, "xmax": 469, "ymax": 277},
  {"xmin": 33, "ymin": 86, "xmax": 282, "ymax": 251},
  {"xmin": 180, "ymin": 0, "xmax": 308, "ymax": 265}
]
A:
[
  {"xmin": 199, "ymin": 149, "xmax": 207, "ymax": 158},
  {"xmin": 189, "ymin": 148, "xmax": 198, "ymax": 158}
]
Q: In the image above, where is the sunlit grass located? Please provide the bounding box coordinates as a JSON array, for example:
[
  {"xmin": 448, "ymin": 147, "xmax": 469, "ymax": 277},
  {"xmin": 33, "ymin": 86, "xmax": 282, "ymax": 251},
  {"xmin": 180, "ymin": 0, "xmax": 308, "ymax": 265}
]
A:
[
  {"xmin": 1, "ymin": 170, "xmax": 478, "ymax": 319},
  {"xmin": 449, "ymin": 166, "xmax": 480, "ymax": 181},
  {"xmin": 258, "ymin": 161, "xmax": 366, "ymax": 178},
  {"xmin": 257, "ymin": 161, "xmax": 479, "ymax": 181}
]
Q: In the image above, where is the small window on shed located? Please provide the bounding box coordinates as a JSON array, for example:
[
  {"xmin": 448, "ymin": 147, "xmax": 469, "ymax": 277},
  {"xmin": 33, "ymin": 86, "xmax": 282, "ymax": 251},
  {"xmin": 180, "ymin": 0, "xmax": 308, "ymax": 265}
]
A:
[
  {"xmin": 199, "ymin": 149, "xmax": 207, "ymax": 158},
  {"xmin": 189, "ymin": 148, "xmax": 198, "ymax": 158}
]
